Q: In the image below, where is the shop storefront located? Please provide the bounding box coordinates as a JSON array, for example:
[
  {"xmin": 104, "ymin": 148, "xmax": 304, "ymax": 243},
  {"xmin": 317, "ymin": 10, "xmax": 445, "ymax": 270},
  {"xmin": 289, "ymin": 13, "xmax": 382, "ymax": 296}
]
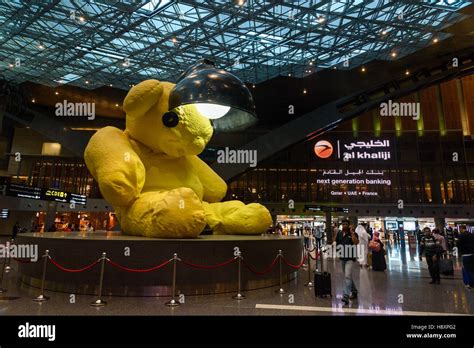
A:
[{"xmin": 31, "ymin": 211, "xmax": 118, "ymax": 232}]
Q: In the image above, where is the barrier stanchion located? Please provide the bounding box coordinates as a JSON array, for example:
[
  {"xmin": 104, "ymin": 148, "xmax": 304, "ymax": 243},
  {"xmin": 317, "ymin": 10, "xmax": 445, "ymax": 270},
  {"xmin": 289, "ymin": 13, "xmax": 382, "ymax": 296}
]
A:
[
  {"xmin": 90, "ymin": 252, "xmax": 108, "ymax": 307},
  {"xmin": 304, "ymin": 248, "xmax": 314, "ymax": 288},
  {"xmin": 165, "ymin": 253, "xmax": 181, "ymax": 307},
  {"xmin": 4, "ymin": 239, "xmax": 13, "ymax": 273},
  {"xmin": 0, "ymin": 254, "xmax": 7, "ymax": 294},
  {"xmin": 33, "ymin": 250, "xmax": 50, "ymax": 302},
  {"xmin": 232, "ymin": 251, "xmax": 245, "ymax": 300},
  {"xmin": 275, "ymin": 250, "xmax": 287, "ymax": 294}
]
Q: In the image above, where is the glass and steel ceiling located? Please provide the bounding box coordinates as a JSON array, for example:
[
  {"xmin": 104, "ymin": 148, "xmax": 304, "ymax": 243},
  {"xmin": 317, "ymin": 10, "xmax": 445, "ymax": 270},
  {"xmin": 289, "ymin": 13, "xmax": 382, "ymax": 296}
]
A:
[{"xmin": 0, "ymin": 0, "xmax": 470, "ymax": 90}]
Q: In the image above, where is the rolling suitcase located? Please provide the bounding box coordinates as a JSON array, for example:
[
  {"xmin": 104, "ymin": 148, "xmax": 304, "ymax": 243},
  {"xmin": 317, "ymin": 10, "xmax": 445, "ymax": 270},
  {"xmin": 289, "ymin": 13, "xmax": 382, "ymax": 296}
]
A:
[
  {"xmin": 439, "ymin": 255, "xmax": 454, "ymax": 276},
  {"xmin": 314, "ymin": 246, "xmax": 331, "ymax": 297}
]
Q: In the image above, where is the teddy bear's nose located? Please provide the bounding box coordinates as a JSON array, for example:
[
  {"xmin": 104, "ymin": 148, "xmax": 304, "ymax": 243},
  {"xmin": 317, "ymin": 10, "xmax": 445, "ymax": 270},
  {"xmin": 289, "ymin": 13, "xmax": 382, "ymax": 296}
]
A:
[{"xmin": 162, "ymin": 111, "xmax": 179, "ymax": 128}]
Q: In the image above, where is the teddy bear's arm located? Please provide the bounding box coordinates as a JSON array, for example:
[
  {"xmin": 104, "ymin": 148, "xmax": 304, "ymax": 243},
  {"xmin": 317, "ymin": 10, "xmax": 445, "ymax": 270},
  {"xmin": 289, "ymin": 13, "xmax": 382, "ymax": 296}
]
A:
[
  {"xmin": 188, "ymin": 155, "xmax": 227, "ymax": 203},
  {"xmin": 84, "ymin": 126, "xmax": 146, "ymax": 207},
  {"xmin": 123, "ymin": 79, "xmax": 164, "ymax": 117}
]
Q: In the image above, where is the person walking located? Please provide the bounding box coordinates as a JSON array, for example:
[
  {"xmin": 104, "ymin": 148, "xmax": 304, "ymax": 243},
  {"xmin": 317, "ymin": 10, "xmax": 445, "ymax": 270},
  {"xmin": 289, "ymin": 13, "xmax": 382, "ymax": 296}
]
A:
[
  {"xmin": 370, "ymin": 232, "xmax": 387, "ymax": 271},
  {"xmin": 445, "ymin": 227, "xmax": 455, "ymax": 252},
  {"xmin": 433, "ymin": 228, "xmax": 447, "ymax": 254},
  {"xmin": 457, "ymin": 225, "xmax": 474, "ymax": 289},
  {"xmin": 303, "ymin": 227, "xmax": 310, "ymax": 249},
  {"xmin": 356, "ymin": 224, "xmax": 370, "ymax": 268},
  {"xmin": 315, "ymin": 226, "xmax": 323, "ymax": 250},
  {"xmin": 420, "ymin": 227, "xmax": 443, "ymax": 284},
  {"xmin": 335, "ymin": 219, "xmax": 359, "ymax": 305},
  {"xmin": 87, "ymin": 223, "xmax": 95, "ymax": 233}
]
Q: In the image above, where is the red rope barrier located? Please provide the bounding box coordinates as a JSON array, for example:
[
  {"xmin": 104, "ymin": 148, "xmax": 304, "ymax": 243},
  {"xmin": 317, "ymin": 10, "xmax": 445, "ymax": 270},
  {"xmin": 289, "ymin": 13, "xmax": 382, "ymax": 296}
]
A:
[
  {"xmin": 106, "ymin": 259, "xmax": 171, "ymax": 273},
  {"xmin": 282, "ymin": 254, "xmax": 307, "ymax": 269},
  {"xmin": 180, "ymin": 257, "xmax": 236, "ymax": 269},
  {"xmin": 242, "ymin": 256, "xmax": 279, "ymax": 275},
  {"xmin": 48, "ymin": 257, "xmax": 100, "ymax": 273},
  {"xmin": 34, "ymin": 250, "xmax": 308, "ymax": 275}
]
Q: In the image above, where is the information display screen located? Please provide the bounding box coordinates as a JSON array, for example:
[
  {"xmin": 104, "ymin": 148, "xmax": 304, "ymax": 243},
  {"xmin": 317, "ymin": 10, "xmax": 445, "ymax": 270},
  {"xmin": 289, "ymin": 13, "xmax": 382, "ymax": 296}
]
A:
[{"xmin": 6, "ymin": 183, "xmax": 87, "ymax": 205}]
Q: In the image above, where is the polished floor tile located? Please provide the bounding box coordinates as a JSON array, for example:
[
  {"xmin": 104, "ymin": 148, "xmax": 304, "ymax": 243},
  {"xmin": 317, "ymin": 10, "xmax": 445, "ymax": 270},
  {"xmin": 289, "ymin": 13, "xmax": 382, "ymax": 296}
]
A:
[{"xmin": 0, "ymin": 238, "xmax": 472, "ymax": 316}]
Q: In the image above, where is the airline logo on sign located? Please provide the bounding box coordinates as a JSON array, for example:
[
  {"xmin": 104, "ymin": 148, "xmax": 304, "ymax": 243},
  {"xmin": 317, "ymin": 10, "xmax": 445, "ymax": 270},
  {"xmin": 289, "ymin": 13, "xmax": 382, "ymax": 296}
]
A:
[{"xmin": 314, "ymin": 140, "xmax": 333, "ymax": 158}]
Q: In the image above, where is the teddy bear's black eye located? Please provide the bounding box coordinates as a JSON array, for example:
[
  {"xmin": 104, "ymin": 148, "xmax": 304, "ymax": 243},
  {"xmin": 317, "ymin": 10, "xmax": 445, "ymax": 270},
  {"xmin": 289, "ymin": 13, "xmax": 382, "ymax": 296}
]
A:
[{"xmin": 162, "ymin": 111, "xmax": 179, "ymax": 128}]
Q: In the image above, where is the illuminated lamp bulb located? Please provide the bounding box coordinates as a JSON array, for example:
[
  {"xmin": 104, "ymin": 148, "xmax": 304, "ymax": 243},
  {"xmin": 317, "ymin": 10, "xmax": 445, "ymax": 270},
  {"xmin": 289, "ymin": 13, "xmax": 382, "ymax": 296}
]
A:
[{"xmin": 195, "ymin": 103, "xmax": 230, "ymax": 119}]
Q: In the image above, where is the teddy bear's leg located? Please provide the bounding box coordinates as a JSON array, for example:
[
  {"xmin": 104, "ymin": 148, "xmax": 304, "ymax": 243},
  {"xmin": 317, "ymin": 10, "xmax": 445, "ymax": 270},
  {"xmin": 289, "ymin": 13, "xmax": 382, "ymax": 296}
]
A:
[
  {"xmin": 202, "ymin": 201, "xmax": 272, "ymax": 235},
  {"xmin": 120, "ymin": 188, "xmax": 206, "ymax": 238}
]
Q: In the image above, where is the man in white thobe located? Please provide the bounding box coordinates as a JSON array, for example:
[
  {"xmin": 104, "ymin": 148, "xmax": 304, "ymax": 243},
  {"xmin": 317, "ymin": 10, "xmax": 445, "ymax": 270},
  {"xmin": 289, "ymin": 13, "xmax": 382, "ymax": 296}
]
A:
[{"xmin": 356, "ymin": 224, "xmax": 370, "ymax": 267}]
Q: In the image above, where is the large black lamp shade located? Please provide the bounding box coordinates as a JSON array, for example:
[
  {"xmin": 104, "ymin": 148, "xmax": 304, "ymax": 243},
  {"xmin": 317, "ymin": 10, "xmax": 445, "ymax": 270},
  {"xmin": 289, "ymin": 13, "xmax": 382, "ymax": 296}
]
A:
[{"xmin": 168, "ymin": 59, "xmax": 258, "ymax": 132}]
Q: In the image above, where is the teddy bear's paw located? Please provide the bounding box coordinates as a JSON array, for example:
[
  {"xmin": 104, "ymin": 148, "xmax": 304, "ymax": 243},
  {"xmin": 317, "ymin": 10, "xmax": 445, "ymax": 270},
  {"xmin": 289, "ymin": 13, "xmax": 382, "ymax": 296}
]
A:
[
  {"xmin": 207, "ymin": 201, "xmax": 272, "ymax": 235},
  {"xmin": 121, "ymin": 188, "xmax": 206, "ymax": 238}
]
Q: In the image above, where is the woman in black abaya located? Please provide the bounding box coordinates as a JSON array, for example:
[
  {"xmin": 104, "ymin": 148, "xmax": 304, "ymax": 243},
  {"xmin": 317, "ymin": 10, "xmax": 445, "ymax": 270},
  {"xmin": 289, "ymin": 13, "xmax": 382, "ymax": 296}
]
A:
[{"xmin": 370, "ymin": 232, "xmax": 387, "ymax": 272}]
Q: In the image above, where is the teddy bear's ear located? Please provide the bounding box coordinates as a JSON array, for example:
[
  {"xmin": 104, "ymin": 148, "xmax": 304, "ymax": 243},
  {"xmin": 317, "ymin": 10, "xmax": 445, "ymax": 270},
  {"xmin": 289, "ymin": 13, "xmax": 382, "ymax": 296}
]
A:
[{"xmin": 123, "ymin": 79, "xmax": 164, "ymax": 117}]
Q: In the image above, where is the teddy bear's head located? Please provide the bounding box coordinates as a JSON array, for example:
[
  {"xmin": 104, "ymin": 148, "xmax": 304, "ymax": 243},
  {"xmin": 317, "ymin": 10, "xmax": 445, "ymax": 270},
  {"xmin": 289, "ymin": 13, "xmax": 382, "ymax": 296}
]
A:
[{"xmin": 124, "ymin": 81, "xmax": 213, "ymax": 157}]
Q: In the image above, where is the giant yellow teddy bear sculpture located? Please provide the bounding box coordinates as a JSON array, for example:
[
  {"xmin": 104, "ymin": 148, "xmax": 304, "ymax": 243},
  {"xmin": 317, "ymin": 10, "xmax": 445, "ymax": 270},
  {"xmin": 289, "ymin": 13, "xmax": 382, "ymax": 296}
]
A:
[{"xmin": 84, "ymin": 79, "xmax": 272, "ymax": 238}]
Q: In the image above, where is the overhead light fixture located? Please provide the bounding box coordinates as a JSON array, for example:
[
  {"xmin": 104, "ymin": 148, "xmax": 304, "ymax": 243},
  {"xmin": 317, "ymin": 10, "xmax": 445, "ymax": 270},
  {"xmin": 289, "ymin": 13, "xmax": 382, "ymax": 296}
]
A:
[
  {"xmin": 8, "ymin": 63, "xmax": 13, "ymax": 68},
  {"xmin": 85, "ymin": 80, "xmax": 89, "ymax": 84},
  {"xmin": 433, "ymin": 38, "xmax": 439, "ymax": 43},
  {"xmin": 405, "ymin": 70, "xmax": 410, "ymax": 76},
  {"xmin": 288, "ymin": 73, "xmax": 292, "ymax": 76},
  {"xmin": 316, "ymin": 16, "xmax": 326, "ymax": 24},
  {"xmin": 55, "ymin": 91, "xmax": 59, "ymax": 95},
  {"xmin": 31, "ymin": 98, "xmax": 36, "ymax": 103},
  {"xmin": 303, "ymin": 89, "xmax": 307, "ymax": 94},
  {"xmin": 38, "ymin": 43, "xmax": 45, "ymax": 49},
  {"xmin": 79, "ymin": 16, "xmax": 85, "ymax": 22},
  {"xmin": 171, "ymin": 37, "xmax": 177, "ymax": 43},
  {"xmin": 115, "ymin": 104, "xmax": 119, "ymax": 107},
  {"xmin": 166, "ymin": 59, "xmax": 258, "ymax": 132},
  {"xmin": 391, "ymin": 52, "xmax": 397, "ymax": 58},
  {"xmin": 309, "ymin": 61, "xmax": 313, "ymax": 66},
  {"xmin": 382, "ymin": 30, "xmax": 388, "ymax": 35},
  {"xmin": 361, "ymin": 67, "xmax": 366, "ymax": 72},
  {"xmin": 109, "ymin": 84, "xmax": 113, "ymax": 87}
]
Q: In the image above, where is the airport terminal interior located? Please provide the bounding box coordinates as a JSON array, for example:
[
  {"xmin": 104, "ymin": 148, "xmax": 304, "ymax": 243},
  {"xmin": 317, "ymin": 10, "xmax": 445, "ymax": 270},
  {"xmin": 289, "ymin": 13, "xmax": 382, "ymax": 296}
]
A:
[{"xmin": 0, "ymin": 0, "xmax": 474, "ymax": 323}]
